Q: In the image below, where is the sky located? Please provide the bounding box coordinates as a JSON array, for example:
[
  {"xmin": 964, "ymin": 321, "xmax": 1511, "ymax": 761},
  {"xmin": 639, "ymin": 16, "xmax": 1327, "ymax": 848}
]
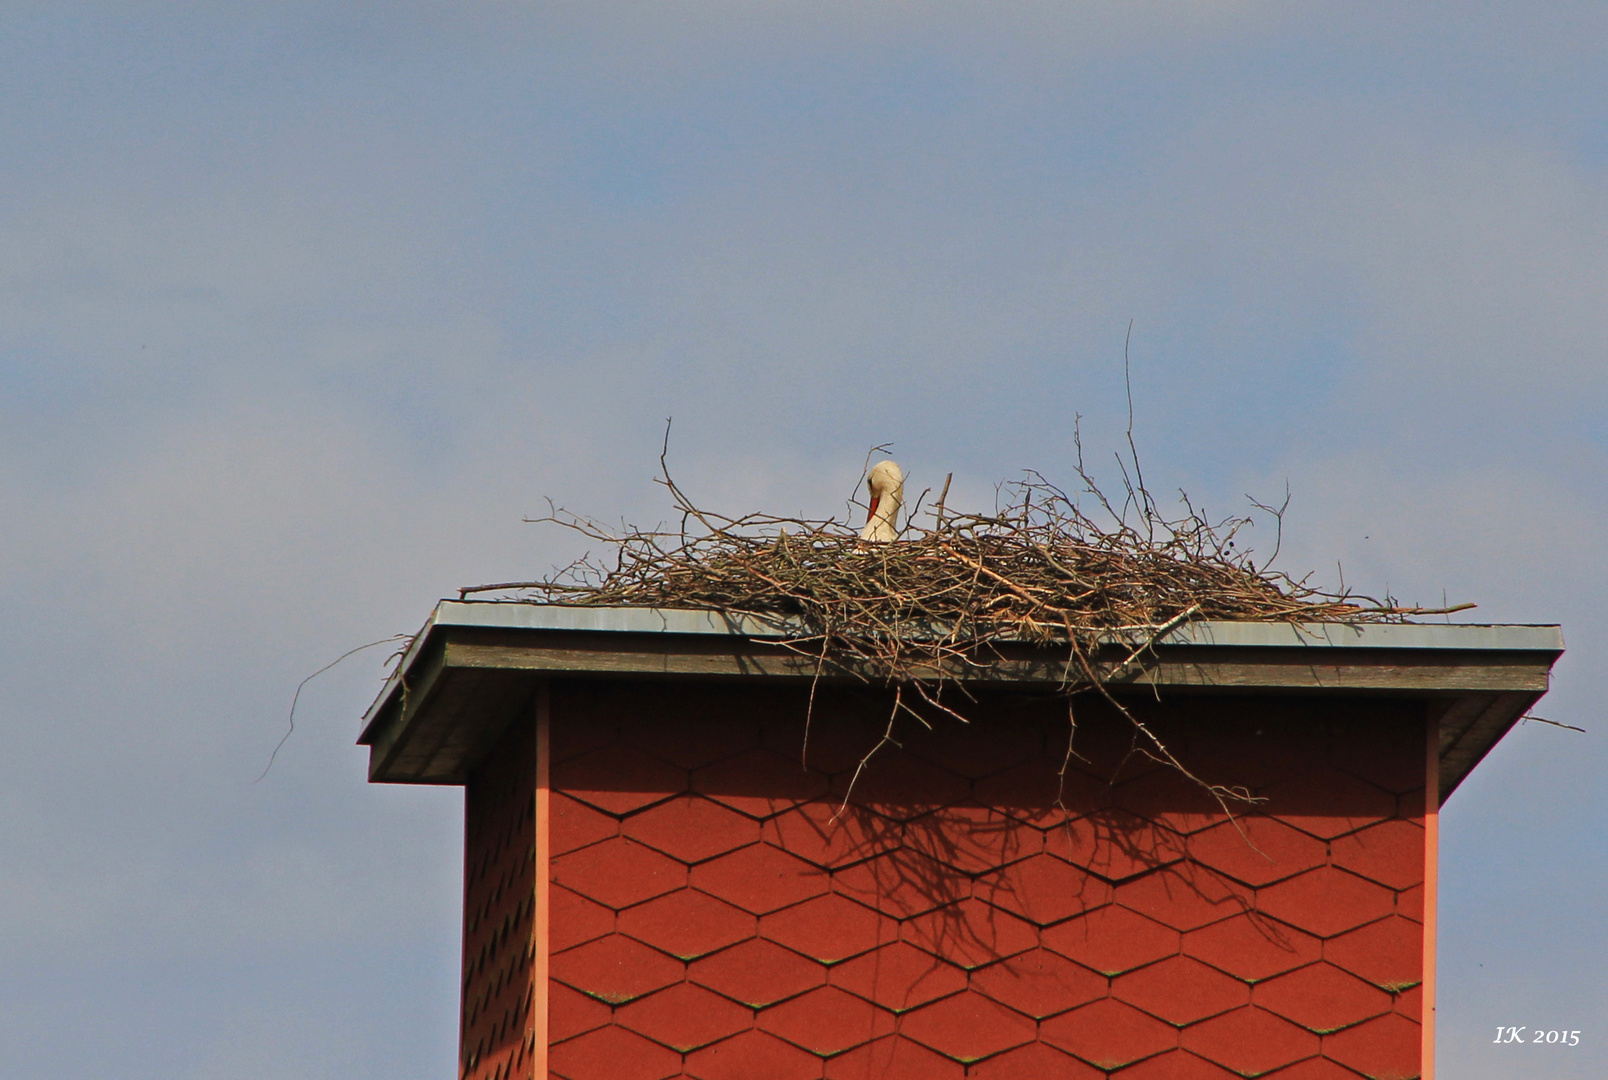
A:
[{"xmin": 1, "ymin": 3, "xmax": 1604, "ymax": 1076}]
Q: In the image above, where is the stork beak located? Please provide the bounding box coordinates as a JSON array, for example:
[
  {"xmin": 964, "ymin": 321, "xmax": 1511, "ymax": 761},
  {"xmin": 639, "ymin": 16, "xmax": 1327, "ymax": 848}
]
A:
[{"xmin": 867, "ymin": 495, "xmax": 880, "ymax": 522}]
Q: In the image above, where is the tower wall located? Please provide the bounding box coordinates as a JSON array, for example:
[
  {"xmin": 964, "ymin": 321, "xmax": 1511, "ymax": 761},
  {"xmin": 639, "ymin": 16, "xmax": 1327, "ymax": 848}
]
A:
[{"xmin": 465, "ymin": 681, "xmax": 1431, "ymax": 1079}]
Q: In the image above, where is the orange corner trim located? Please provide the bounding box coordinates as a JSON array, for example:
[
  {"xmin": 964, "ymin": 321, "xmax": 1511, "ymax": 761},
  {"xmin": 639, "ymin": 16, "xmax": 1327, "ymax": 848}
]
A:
[
  {"xmin": 1423, "ymin": 713, "xmax": 1440, "ymax": 1080},
  {"xmin": 532, "ymin": 684, "xmax": 552, "ymax": 1078}
]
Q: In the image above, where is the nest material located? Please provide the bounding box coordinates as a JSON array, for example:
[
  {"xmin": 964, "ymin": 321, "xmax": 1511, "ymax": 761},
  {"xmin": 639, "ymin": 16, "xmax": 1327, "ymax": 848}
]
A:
[
  {"xmin": 461, "ymin": 455, "xmax": 1471, "ymax": 810},
  {"xmin": 468, "ymin": 468, "xmax": 1459, "ymax": 669}
]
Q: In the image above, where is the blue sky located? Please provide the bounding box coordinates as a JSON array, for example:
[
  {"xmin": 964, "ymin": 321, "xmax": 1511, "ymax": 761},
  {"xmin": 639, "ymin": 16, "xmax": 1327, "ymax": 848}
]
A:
[{"xmin": 2, "ymin": 4, "xmax": 1604, "ymax": 1077}]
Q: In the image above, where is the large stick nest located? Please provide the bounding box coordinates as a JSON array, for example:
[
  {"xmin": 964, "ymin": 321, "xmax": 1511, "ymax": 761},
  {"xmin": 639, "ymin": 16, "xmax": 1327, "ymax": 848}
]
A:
[
  {"xmin": 464, "ymin": 452, "xmax": 1467, "ymax": 693},
  {"xmin": 461, "ymin": 447, "xmax": 1471, "ymax": 807}
]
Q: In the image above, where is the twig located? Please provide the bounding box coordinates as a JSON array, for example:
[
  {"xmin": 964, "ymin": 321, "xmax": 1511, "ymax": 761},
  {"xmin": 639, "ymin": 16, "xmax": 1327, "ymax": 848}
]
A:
[
  {"xmin": 1105, "ymin": 604, "xmax": 1202, "ymax": 683},
  {"xmin": 258, "ymin": 635, "xmax": 412, "ymax": 782},
  {"xmin": 460, "ymin": 581, "xmax": 549, "ymax": 597},
  {"xmin": 933, "ymin": 472, "xmax": 953, "ymax": 529},
  {"xmin": 1523, "ymin": 715, "xmax": 1585, "ymax": 733}
]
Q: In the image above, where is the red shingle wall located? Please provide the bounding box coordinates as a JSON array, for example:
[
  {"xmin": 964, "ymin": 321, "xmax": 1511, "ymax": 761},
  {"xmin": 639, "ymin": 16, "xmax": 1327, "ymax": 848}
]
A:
[
  {"xmin": 492, "ymin": 681, "xmax": 1426, "ymax": 1080},
  {"xmin": 462, "ymin": 713, "xmax": 537, "ymax": 1080}
]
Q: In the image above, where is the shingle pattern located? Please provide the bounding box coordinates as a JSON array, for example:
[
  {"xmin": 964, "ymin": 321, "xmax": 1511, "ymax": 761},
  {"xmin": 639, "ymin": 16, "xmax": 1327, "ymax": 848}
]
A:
[
  {"xmin": 518, "ymin": 686, "xmax": 1429, "ymax": 1079},
  {"xmin": 461, "ymin": 716, "xmax": 538, "ymax": 1080}
]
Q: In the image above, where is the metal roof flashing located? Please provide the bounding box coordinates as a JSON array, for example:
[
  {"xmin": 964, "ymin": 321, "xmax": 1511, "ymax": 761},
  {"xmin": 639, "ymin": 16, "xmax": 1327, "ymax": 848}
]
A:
[
  {"xmin": 358, "ymin": 600, "xmax": 1562, "ymax": 795},
  {"xmin": 413, "ymin": 599, "xmax": 1564, "ymax": 649}
]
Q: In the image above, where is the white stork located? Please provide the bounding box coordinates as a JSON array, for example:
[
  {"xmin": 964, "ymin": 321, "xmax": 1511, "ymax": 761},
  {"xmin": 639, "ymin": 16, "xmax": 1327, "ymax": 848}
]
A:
[{"xmin": 859, "ymin": 459, "xmax": 905, "ymax": 543}]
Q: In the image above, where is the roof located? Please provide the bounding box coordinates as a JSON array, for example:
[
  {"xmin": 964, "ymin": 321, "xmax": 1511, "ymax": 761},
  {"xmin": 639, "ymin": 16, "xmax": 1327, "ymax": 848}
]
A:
[{"xmin": 359, "ymin": 600, "xmax": 1564, "ymax": 798}]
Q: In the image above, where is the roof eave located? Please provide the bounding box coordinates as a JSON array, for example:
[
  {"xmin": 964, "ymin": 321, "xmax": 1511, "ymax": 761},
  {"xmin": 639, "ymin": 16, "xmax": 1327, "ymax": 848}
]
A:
[{"xmin": 358, "ymin": 600, "xmax": 1562, "ymax": 797}]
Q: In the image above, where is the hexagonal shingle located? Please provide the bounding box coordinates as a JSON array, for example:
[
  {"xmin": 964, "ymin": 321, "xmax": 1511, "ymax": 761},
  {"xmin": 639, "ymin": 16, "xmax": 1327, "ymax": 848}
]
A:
[
  {"xmin": 1323, "ymin": 916, "xmax": 1423, "ymax": 990},
  {"xmin": 1042, "ymin": 904, "xmax": 1179, "ymax": 976},
  {"xmin": 900, "ymin": 897, "xmax": 1038, "ymax": 970},
  {"xmin": 1251, "ymin": 1056, "xmax": 1368, "ymax": 1080},
  {"xmin": 550, "ymin": 934, "xmax": 682, "ymax": 1004},
  {"xmin": 1059, "ymin": 710, "xmax": 1169, "ymax": 783},
  {"xmin": 1179, "ymin": 1006, "xmax": 1318, "ymax": 1076},
  {"xmin": 1187, "ymin": 815, "xmax": 1328, "ymax": 887},
  {"xmin": 833, "ymin": 753, "xmax": 971, "ymax": 822},
  {"xmin": 1330, "ymin": 819, "xmax": 1425, "ymax": 891},
  {"xmin": 549, "ymin": 981, "xmax": 612, "ymax": 1043},
  {"xmin": 1113, "ymin": 768, "xmax": 1226, "ymax": 836},
  {"xmin": 823, "ymin": 1035, "xmax": 966, "ymax": 1080},
  {"xmin": 690, "ymin": 937, "xmax": 825, "ymax": 1008},
  {"xmin": 1046, "ymin": 810, "xmax": 1186, "ymax": 882},
  {"xmin": 553, "ymin": 837, "xmax": 686, "ymax": 910},
  {"xmin": 550, "ymin": 885, "xmax": 616, "ymax": 953},
  {"xmin": 1396, "ymin": 787, "xmax": 1426, "ymax": 822},
  {"xmin": 552, "ymin": 793, "xmax": 619, "ymax": 856},
  {"xmin": 1040, "ymin": 997, "xmax": 1178, "ymax": 1070},
  {"xmin": 553, "ymin": 745, "xmax": 688, "ymax": 816},
  {"xmin": 903, "ymin": 804, "xmax": 1042, "ymax": 874},
  {"xmin": 970, "ymin": 948, "xmax": 1106, "ymax": 1019},
  {"xmin": 759, "ymin": 985, "xmax": 896, "ymax": 1056},
  {"xmin": 827, "ymin": 941, "xmax": 968, "ymax": 1013},
  {"xmin": 975, "ymin": 854, "xmax": 1113, "ymax": 926},
  {"xmin": 1115, "ymin": 865, "xmax": 1253, "ymax": 932},
  {"xmin": 623, "ymin": 795, "xmax": 761, "ymax": 864},
  {"xmin": 832, "ymin": 849, "xmax": 966, "ymax": 918},
  {"xmin": 685, "ymin": 1030, "xmax": 824, "ymax": 1080},
  {"xmin": 1112, "ymin": 1049, "xmax": 1243, "ymax": 1079},
  {"xmin": 624, "ymin": 711, "xmax": 757, "ymax": 770},
  {"xmin": 1174, "ymin": 708, "xmax": 1316, "ymax": 790},
  {"xmin": 765, "ymin": 802, "xmax": 900, "ymax": 868},
  {"xmin": 1326, "ymin": 719, "xmax": 1427, "ymax": 794},
  {"xmin": 617, "ymin": 888, "xmax": 756, "ymax": 960},
  {"xmin": 692, "ymin": 843, "xmax": 829, "ymax": 914},
  {"xmin": 616, "ymin": 982, "xmax": 754, "ymax": 1052},
  {"xmin": 549, "ymin": 706, "xmax": 615, "ymax": 765},
  {"xmin": 1262, "ymin": 767, "xmax": 1396, "ymax": 841},
  {"xmin": 899, "ymin": 992, "xmax": 1036, "ymax": 1063},
  {"xmin": 1257, "ymin": 867, "xmax": 1394, "ymax": 939},
  {"xmin": 693, "ymin": 748, "xmax": 831, "ymax": 820},
  {"xmin": 1323, "ymin": 1012, "xmax": 1421, "ymax": 1078},
  {"xmin": 1183, "ymin": 913, "xmax": 1319, "ymax": 983},
  {"xmin": 897, "ymin": 718, "xmax": 1041, "ymax": 780},
  {"xmin": 762, "ymin": 709, "xmax": 878, "ymax": 775},
  {"xmin": 967, "ymin": 1042, "xmax": 1102, "ymax": 1080},
  {"xmin": 1113, "ymin": 954, "xmax": 1248, "ymax": 1026},
  {"xmin": 1255, "ymin": 962, "xmax": 1392, "ymax": 1033},
  {"xmin": 760, "ymin": 893, "xmax": 896, "ymax": 964},
  {"xmin": 549, "ymin": 1024, "xmax": 682, "ymax": 1080},
  {"xmin": 974, "ymin": 760, "xmax": 1111, "ymax": 828}
]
